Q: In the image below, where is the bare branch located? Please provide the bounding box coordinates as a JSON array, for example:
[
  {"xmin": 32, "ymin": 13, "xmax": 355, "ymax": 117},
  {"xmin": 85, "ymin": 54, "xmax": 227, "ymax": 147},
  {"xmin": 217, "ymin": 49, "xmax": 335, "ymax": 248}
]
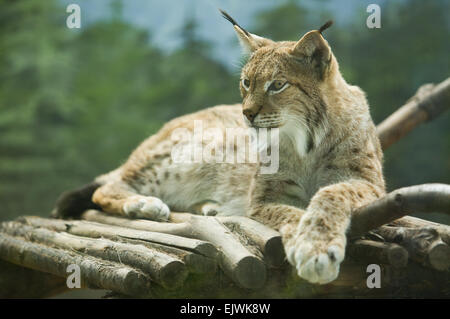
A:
[
  {"xmin": 377, "ymin": 77, "xmax": 450, "ymax": 150},
  {"xmin": 350, "ymin": 183, "xmax": 450, "ymax": 237}
]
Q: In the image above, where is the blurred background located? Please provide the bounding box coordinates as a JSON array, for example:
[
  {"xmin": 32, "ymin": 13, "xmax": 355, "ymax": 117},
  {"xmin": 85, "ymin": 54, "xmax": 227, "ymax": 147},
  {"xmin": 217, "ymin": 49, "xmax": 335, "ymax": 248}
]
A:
[{"xmin": 0, "ymin": 0, "xmax": 449, "ymax": 224}]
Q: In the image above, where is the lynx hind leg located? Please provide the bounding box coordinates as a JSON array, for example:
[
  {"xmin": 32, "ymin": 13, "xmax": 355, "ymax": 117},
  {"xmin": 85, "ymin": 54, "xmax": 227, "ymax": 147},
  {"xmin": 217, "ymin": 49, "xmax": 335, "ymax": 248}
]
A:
[{"xmin": 92, "ymin": 181, "xmax": 170, "ymax": 221}]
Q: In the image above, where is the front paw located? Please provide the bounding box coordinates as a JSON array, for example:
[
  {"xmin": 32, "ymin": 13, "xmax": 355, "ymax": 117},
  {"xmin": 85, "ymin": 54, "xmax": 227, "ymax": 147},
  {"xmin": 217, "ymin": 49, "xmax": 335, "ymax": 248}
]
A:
[{"xmin": 281, "ymin": 222, "xmax": 346, "ymax": 285}]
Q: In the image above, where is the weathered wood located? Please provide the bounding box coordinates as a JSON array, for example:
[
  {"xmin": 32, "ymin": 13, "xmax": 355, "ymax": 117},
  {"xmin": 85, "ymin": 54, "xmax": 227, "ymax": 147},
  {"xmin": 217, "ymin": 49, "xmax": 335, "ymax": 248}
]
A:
[
  {"xmin": 82, "ymin": 210, "xmax": 192, "ymax": 236},
  {"xmin": 83, "ymin": 210, "xmax": 267, "ymax": 289},
  {"xmin": 350, "ymin": 183, "xmax": 450, "ymax": 237},
  {"xmin": 377, "ymin": 78, "xmax": 450, "ymax": 150},
  {"xmin": 168, "ymin": 213, "xmax": 266, "ymax": 289},
  {"xmin": 373, "ymin": 225, "xmax": 450, "ymax": 271},
  {"xmin": 219, "ymin": 216, "xmax": 284, "ymax": 267},
  {"xmin": 2, "ymin": 221, "xmax": 188, "ymax": 289},
  {"xmin": 80, "ymin": 211, "xmax": 211, "ymax": 271},
  {"xmin": 3, "ymin": 181, "xmax": 446, "ymax": 297},
  {"xmin": 19, "ymin": 216, "xmax": 217, "ymax": 258},
  {"xmin": 0, "ymin": 232, "xmax": 151, "ymax": 296},
  {"xmin": 389, "ymin": 215, "xmax": 450, "ymax": 245},
  {"xmin": 113, "ymin": 236, "xmax": 217, "ymax": 275},
  {"xmin": 104, "ymin": 259, "xmax": 450, "ymax": 299},
  {"xmin": 348, "ymin": 239, "xmax": 409, "ymax": 268},
  {"xmin": 83, "ymin": 210, "xmax": 283, "ymax": 267}
]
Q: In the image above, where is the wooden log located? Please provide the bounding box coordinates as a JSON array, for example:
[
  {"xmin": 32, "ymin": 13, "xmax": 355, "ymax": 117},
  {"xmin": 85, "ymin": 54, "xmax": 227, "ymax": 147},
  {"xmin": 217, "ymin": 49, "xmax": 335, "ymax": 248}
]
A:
[
  {"xmin": 83, "ymin": 210, "xmax": 284, "ymax": 267},
  {"xmin": 169, "ymin": 213, "xmax": 266, "ymax": 289},
  {"xmin": 113, "ymin": 236, "xmax": 217, "ymax": 275},
  {"xmin": 82, "ymin": 210, "xmax": 193, "ymax": 236},
  {"xmin": 350, "ymin": 183, "xmax": 450, "ymax": 238},
  {"xmin": 18, "ymin": 216, "xmax": 217, "ymax": 258},
  {"xmin": 81, "ymin": 211, "xmax": 218, "ymax": 273},
  {"xmin": 82, "ymin": 210, "xmax": 267, "ymax": 289},
  {"xmin": 20, "ymin": 216, "xmax": 266, "ymax": 289},
  {"xmin": 347, "ymin": 239, "xmax": 409, "ymax": 268},
  {"xmin": 82, "ymin": 210, "xmax": 192, "ymax": 236},
  {"xmin": 85, "ymin": 183, "xmax": 450, "ymax": 255},
  {"xmin": 2, "ymin": 221, "xmax": 188, "ymax": 289},
  {"xmin": 389, "ymin": 216, "xmax": 450, "ymax": 246},
  {"xmin": 377, "ymin": 78, "xmax": 450, "ymax": 150},
  {"xmin": 0, "ymin": 233, "xmax": 151, "ymax": 296},
  {"xmin": 373, "ymin": 225, "xmax": 450, "ymax": 271},
  {"xmin": 219, "ymin": 216, "xmax": 284, "ymax": 267},
  {"xmin": 82, "ymin": 181, "xmax": 450, "ymax": 277}
]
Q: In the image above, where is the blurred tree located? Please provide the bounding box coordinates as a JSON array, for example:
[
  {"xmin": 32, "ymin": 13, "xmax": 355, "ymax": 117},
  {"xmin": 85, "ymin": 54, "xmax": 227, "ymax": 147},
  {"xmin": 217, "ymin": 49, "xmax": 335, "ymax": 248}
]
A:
[
  {"xmin": 252, "ymin": 0, "xmax": 310, "ymax": 41},
  {"xmin": 335, "ymin": 0, "xmax": 450, "ymax": 195},
  {"xmin": 156, "ymin": 16, "xmax": 240, "ymax": 118},
  {"xmin": 0, "ymin": 1, "xmax": 240, "ymax": 221},
  {"xmin": 67, "ymin": 19, "xmax": 165, "ymax": 176},
  {"xmin": 0, "ymin": 0, "xmax": 76, "ymax": 218}
]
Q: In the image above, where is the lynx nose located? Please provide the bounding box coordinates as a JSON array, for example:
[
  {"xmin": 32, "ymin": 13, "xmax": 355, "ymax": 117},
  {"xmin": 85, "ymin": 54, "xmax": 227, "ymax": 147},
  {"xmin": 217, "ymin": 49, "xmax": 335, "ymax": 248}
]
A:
[{"xmin": 243, "ymin": 108, "xmax": 258, "ymax": 123}]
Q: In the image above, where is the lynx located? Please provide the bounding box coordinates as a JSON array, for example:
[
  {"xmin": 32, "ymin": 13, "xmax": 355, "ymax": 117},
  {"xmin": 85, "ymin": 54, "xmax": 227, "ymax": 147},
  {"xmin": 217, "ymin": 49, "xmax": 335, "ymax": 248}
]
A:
[{"xmin": 53, "ymin": 11, "xmax": 385, "ymax": 285}]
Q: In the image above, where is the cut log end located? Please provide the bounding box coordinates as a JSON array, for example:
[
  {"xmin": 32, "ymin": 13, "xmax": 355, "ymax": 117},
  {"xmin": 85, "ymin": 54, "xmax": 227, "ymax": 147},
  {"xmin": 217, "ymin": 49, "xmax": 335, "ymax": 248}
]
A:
[
  {"xmin": 234, "ymin": 256, "xmax": 266, "ymax": 289},
  {"xmin": 264, "ymin": 236, "xmax": 285, "ymax": 267},
  {"xmin": 428, "ymin": 241, "xmax": 450, "ymax": 271},
  {"xmin": 193, "ymin": 242, "xmax": 218, "ymax": 259},
  {"xmin": 120, "ymin": 269, "xmax": 152, "ymax": 296},
  {"xmin": 159, "ymin": 260, "xmax": 189, "ymax": 289},
  {"xmin": 387, "ymin": 244, "xmax": 409, "ymax": 268}
]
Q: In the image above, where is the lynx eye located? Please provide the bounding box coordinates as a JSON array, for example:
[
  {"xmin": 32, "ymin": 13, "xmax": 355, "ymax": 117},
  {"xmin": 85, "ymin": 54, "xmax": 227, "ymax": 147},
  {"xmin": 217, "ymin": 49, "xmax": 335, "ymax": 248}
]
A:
[
  {"xmin": 241, "ymin": 78, "xmax": 250, "ymax": 91},
  {"xmin": 268, "ymin": 80, "xmax": 287, "ymax": 93}
]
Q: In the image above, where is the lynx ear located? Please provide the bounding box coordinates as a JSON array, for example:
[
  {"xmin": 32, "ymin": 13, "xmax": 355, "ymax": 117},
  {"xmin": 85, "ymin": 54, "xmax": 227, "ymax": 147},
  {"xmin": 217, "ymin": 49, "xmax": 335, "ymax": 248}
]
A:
[
  {"xmin": 290, "ymin": 21, "xmax": 333, "ymax": 77},
  {"xmin": 220, "ymin": 9, "xmax": 272, "ymax": 54}
]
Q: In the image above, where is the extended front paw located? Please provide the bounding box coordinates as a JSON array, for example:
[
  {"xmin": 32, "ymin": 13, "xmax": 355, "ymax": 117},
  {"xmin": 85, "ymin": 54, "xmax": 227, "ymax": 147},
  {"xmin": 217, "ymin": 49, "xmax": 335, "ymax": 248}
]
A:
[
  {"xmin": 123, "ymin": 195, "xmax": 170, "ymax": 221},
  {"xmin": 281, "ymin": 223, "xmax": 346, "ymax": 285}
]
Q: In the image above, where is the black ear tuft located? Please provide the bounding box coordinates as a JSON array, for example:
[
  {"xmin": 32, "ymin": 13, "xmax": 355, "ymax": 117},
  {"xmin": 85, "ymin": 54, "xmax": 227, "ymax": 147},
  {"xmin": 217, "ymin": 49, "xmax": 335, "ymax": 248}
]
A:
[
  {"xmin": 318, "ymin": 20, "xmax": 333, "ymax": 34},
  {"xmin": 219, "ymin": 9, "xmax": 250, "ymax": 36}
]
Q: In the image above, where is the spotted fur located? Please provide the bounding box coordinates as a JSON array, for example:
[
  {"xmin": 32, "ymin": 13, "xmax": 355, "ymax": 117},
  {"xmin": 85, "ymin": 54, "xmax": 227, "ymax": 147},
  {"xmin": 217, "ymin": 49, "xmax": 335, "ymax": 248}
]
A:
[{"xmin": 53, "ymin": 13, "xmax": 385, "ymax": 285}]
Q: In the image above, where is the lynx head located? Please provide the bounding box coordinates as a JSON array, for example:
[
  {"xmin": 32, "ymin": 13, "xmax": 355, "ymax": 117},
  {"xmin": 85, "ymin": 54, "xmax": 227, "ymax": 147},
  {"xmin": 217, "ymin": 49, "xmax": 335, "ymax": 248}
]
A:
[{"xmin": 221, "ymin": 10, "xmax": 343, "ymax": 155}]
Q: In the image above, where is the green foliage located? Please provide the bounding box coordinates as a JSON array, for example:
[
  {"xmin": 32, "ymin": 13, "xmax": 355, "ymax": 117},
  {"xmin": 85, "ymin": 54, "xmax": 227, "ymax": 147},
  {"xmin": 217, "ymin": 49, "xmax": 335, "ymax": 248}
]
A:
[{"xmin": 252, "ymin": 1, "xmax": 310, "ymax": 41}]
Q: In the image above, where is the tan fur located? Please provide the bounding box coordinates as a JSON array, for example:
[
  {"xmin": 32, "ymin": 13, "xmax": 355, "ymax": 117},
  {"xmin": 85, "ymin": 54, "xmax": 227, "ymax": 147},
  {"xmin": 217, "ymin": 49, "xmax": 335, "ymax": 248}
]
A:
[{"xmin": 91, "ymin": 20, "xmax": 385, "ymax": 284}]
